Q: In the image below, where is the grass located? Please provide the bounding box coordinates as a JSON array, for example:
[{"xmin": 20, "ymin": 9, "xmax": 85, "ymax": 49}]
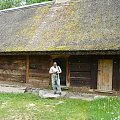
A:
[
  {"xmin": 0, "ymin": 93, "xmax": 120, "ymax": 120},
  {"xmin": 0, "ymin": 0, "xmax": 51, "ymax": 10}
]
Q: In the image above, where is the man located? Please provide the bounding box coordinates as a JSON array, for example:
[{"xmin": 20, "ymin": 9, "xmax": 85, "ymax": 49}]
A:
[{"xmin": 49, "ymin": 62, "xmax": 62, "ymax": 95}]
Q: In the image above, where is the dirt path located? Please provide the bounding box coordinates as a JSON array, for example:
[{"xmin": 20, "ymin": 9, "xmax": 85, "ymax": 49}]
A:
[{"xmin": 0, "ymin": 84, "xmax": 26, "ymax": 93}]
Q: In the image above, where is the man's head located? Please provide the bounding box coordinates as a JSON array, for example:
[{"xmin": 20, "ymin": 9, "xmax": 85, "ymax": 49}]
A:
[{"xmin": 53, "ymin": 62, "xmax": 57, "ymax": 67}]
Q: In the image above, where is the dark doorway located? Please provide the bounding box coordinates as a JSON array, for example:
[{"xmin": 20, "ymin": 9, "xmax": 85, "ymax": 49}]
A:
[{"xmin": 53, "ymin": 58, "xmax": 66, "ymax": 85}]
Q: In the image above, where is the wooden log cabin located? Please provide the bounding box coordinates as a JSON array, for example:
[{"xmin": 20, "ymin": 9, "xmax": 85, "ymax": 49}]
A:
[{"xmin": 0, "ymin": 0, "xmax": 120, "ymax": 91}]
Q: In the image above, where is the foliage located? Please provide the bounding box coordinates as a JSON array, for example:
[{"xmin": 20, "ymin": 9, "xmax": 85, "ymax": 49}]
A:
[
  {"xmin": 0, "ymin": 0, "xmax": 50, "ymax": 10},
  {"xmin": 26, "ymin": 0, "xmax": 49, "ymax": 5},
  {"xmin": 0, "ymin": 0, "xmax": 21, "ymax": 10},
  {"xmin": 0, "ymin": 93, "xmax": 120, "ymax": 120}
]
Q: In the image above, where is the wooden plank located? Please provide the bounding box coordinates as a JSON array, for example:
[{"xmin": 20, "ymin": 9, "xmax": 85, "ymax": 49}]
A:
[
  {"xmin": 70, "ymin": 78, "xmax": 90, "ymax": 86},
  {"xmin": 91, "ymin": 58, "xmax": 98, "ymax": 89},
  {"xmin": 113, "ymin": 59, "xmax": 120, "ymax": 91},
  {"xmin": 0, "ymin": 56, "xmax": 26, "ymax": 83},
  {"xmin": 66, "ymin": 58, "xmax": 70, "ymax": 87},
  {"xmin": 0, "ymin": 74, "xmax": 25, "ymax": 78},
  {"xmin": 0, "ymin": 76, "xmax": 25, "ymax": 82},
  {"xmin": 29, "ymin": 64, "xmax": 50, "ymax": 69},
  {"xmin": 29, "ymin": 76, "xmax": 49, "ymax": 80},
  {"xmin": 29, "ymin": 69, "xmax": 49, "ymax": 73},
  {"xmin": 29, "ymin": 73, "xmax": 49, "ymax": 78},
  {"xmin": 69, "ymin": 56, "xmax": 92, "ymax": 87},
  {"xmin": 70, "ymin": 63, "xmax": 91, "ymax": 72},
  {"xmin": 0, "ymin": 63, "xmax": 26, "ymax": 70},
  {"xmin": 69, "ymin": 56, "xmax": 91, "ymax": 63},
  {"xmin": 29, "ymin": 56, "xmax": 51, "ymax": 62},
  {"xmin": 29, "ymin": 55, "xmax": 51, "ymax": 86},
  {"xmin": 70, "ymin": 77, "xmax": 91, "ymax": 80},
  {"xmin": 26, "ymin": 55, "xmax": 29, "ymax": 83},
  {"xmin": 97, "ymin": 59, "xmax": 113, "ymax": 91},
  {"xmin": 0, "ymin": 69, "xmax": 26, "ymax": 76},
  {"xmin": 70, "ymin": 72, "xmax": 91, "ymax": 77},
  {"xmin": 29, "ymin": 76, "xmax": 49, "ymax": 79}
]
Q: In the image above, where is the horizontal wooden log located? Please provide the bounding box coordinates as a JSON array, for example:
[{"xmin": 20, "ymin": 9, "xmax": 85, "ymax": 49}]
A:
[
  {"xmin": 29, "ymin": 63, "xmax": 50, "ymax": 67},
  {"xmin": 0, "ymin": 74, "xmax": 25, "ymax": 78},
  {"xmin": 29, "ymin": 69, "xmax": 49, "ymax": 73},
  {"xmin": 0, "ymin": 56, "xmax": 26, "ymax": 83},
  {"xmin": 29, "ymin": 81, "xmax": 49, "ymax": 87},
  {"xmin": 70, "ymin": 63, "xmax": 91, "ymax": 72},
  {"xmin": 70, "ymin": 76, "xmax": 91, "ymax": 86},
  {"xmin": 70, "ymin": 72, "xmax": 91, "ymax": 77},
  {"xmin": 70, "ymin": 79, "xmax": 90, "ymax": 86},
  {"xmin": 69, "ymin": 57, "xmax": 91, "ymax": 63},
  {"xmin": 0, "ymin": 63, "xmax": 26, "ymax": 70},
  {"xmin": 0, "ymin": 69, "xmax": 26, "ymax": 76},
  {"xmin": 0, "ymin": 55, "xmax": 52, "ymax": 84},
  {"xmin": 29, "ymin": 73, "xmax": 50, "ymax": 77},
  {"xmin": 29, "ymin": 78, "xmax": 49, "ymax": 82},
  {"xmin": 29, "ymin": 76, "xmax": 49, "ymax": 80},
  {"xmin": 70, "ymin": 77, "xmax": 91, "ymax": 80},
  {"xmin": 70, "ymin": 77, "xmax": 91, "ymax": 81},
  {"xmin": 0, "ymin": 76, "xmax": 25, "ymax": 82},
  {"xmin": 28, "ymin": 55, "xmax": 51, "ymax": 85},
  {"xmin": 29, "ymin": 78, "xmax": 50, "ymax": 87}
]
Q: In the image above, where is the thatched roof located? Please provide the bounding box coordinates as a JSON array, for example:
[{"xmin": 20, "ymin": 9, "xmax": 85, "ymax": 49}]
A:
[{"xmin": 0, "ymin": 0, "xmax": 120, "ymax": 52}]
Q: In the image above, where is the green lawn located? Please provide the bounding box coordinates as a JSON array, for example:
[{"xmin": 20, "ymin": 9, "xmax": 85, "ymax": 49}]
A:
[{"xmin": 0, "ymin": 93, "xmax": 120, "ymax": 120}]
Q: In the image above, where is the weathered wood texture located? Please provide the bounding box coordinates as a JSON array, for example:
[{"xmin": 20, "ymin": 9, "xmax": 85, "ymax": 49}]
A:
[
  {"xmin": 66, "ymin": 58, "xmax": 70, "ymax": 87},
  {"xmin": 0, "ymin": 56, "xmax": 26, "ymax": 82},
  {"xmin": 0, "ymin": 54, "xmax": 119, "ymax": 91},
  {"xmin": 69, "ymin": 56, "xmax": 92, "ymax": 87},
  {"xmin": 97, "ymin": 59, "xmax": 113, "ymax": 91},
  {"xmin": 26, "ymin": 55, "xmax": 29, "ymax": 83},
  {"xmin": 90, "ymin": 57, "xmax": 98, "ymax": 89},
  {"xmin": 113, "ymin": 58, "xmax": 120, "ymax": 91},
  {"xmin": 29, "ymin": 55, "xmax": 51, "ymax": 87}
]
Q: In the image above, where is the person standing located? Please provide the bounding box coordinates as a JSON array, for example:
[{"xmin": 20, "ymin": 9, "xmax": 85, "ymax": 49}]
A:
[{"xmin": 49, "ymin": 62, "xmax": 62, "ymax": 95}]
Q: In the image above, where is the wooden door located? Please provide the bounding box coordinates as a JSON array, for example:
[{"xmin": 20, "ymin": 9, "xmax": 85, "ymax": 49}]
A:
[
  {"xmin": 97, "ymin": 59, "xmax": 113, "ymax": 91},
  {"xmin": 69, "ymin": 56, "xmax": 92, "ymax": 87},
  {"xmin": 113, "ymin": 59, "xmax": 120, "ymax": 91}
]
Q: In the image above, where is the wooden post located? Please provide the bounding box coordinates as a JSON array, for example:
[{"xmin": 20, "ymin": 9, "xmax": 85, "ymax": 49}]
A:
[
  {"xmin": 49, "ymin": 56, "xmax": 53, "ymax": 85},
  {"xmin": 66, "ymin": 57, "xmax": 70, "ymax": 87},
  {"xmin": 91, "ymin": 57, "xmax": 98, "ymax": 89},
  {"xmin": 113, "ymin": 59, "xmax": 119, "ymax": 91},
  {"xmin": 26, "ymin": 55, "xmax": 29, "ymax": 83}
]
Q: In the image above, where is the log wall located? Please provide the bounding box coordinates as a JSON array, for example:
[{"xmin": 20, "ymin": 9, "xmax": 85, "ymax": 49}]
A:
[
  {"xmin": 69, "ymin": 56, "xmax": 92, "ymax": 87},
  {"xmin": 0, "ymin": 56, "xmax": 26, "ymax": 82},
  {"xmin": 29, "ymin": 55, "xmax": 51, "ymax": 87},
  {"xmin": 0, "ymin": 55, "xmax": 119, "ymax": 91}
]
